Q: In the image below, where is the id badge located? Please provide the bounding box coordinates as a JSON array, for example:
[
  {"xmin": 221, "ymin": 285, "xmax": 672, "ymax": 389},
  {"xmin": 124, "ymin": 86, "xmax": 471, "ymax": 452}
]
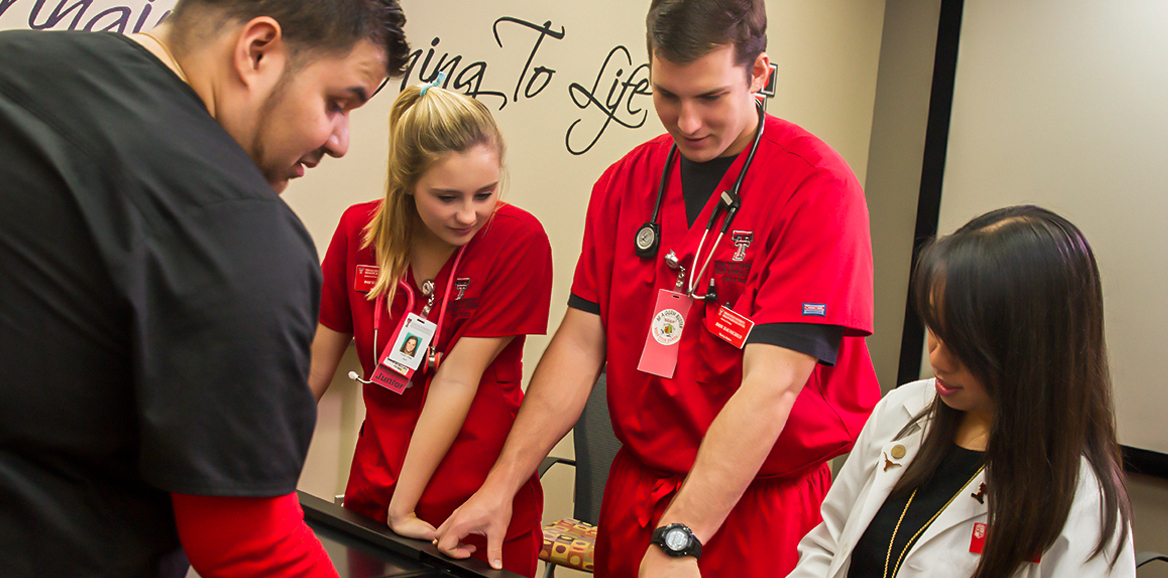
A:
[
  {"xmin": 354, "ymin": 264, "xmax": 379, "ymax": 292},
  {"xmin": 368, "ymin": 313, "xmax": 436, "ymax": 394},
  {"xmin": 637, "ymin": 289, "xmax": 693, "ymax": 378},
  {"xmin": 704, "ymin": 305, "xmax": 754, "ymax": 349}
]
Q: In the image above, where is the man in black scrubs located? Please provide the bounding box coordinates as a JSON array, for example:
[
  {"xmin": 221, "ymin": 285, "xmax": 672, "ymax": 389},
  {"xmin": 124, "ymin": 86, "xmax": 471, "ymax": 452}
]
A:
[{"xmin": 0, "ymin": 1, "xmax": 409, "ymax": 576}]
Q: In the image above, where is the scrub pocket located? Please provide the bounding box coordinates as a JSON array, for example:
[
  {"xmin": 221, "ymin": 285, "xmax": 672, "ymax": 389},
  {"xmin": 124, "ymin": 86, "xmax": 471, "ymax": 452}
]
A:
[{"xmin": 694, "ymin": 275, "xmax": 752, "ymax": 385}]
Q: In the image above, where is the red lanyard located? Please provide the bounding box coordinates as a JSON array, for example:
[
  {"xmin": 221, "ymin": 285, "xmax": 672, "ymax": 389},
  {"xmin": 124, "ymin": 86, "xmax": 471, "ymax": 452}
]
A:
[{"xmin": 370, "ymin": 244, "xmax": 467, "ymax": 370}]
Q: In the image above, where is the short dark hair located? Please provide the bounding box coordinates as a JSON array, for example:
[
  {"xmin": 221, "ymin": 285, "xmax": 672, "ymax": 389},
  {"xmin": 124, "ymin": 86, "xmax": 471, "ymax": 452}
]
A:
[
  {"xmin": 169, "ymin": 0, "xmax": 411, "ymax": 78},
  {"xmin": 646, "ymin": 0, "xmax": 766, "ymax": 69},
  {"xmin": 903, "ymin": 205, "xmax": 1130, "ymax": 577}
]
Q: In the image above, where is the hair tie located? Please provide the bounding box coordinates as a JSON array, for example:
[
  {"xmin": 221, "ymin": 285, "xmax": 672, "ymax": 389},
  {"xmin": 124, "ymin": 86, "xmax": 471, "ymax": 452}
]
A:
[{"xmin": 419, "ymin": 71, "xmax": 447, "ymax": 96}]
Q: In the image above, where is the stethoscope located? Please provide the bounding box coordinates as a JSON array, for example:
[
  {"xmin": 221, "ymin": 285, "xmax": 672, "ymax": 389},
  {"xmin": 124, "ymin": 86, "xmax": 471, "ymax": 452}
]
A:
[
  {"xmin": 634, "ymin": 102, "xmax": 765, "ymax": 299},
  {"xmin": 348, "ymin": 245, "xmax": 467, "ymax": 385}
]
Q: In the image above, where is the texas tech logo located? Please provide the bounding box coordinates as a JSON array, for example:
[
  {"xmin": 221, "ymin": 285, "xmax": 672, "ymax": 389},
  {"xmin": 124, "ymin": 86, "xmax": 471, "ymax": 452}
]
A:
[
  {"xmin": 731, "ymin": 230, "xmax": 753, "ymax": 262},
  {"xmin": 454, "ymin": 278, "xmax": 471, "ymax": 300}
]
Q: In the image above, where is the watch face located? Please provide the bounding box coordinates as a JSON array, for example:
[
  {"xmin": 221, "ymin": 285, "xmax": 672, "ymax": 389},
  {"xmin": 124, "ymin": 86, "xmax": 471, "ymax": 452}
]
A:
[
  {"xmin": 636, "ymin": 227, "xmax": 655, "ymax": 250},
  {"xmin": 664, "ymin": 528, "xmax": 689, "ymax": 551}
]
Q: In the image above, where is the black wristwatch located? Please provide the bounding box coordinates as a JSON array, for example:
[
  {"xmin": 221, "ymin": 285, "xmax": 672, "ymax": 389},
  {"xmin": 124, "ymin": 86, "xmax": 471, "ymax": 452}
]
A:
[{"xmin": 650, "ymin": 523, "xmax": 702, "ymax": 559}]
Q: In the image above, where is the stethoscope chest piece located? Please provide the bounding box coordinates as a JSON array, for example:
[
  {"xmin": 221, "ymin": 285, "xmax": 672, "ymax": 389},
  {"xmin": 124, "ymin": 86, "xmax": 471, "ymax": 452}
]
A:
[{"xmin": 635, "ymin": 222, "xmax": 660, "ymax": 259}]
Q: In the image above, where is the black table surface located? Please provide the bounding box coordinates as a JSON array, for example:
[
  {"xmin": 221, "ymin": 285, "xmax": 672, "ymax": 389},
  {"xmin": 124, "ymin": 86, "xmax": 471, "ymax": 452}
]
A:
[{"xmin": 298, "ymin": 491, "xmax": 525, "ymax": 578}]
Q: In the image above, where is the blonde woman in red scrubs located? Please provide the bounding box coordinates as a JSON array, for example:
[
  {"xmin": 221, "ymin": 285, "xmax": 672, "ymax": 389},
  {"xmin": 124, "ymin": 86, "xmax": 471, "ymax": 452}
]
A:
[{"xmin": 308, "ymin": 78, "xmax": 552, "ymax": 577}]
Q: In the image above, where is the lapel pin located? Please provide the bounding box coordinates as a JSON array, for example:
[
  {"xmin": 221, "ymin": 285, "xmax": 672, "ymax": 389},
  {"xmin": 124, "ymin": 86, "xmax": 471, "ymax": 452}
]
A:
[
  {"xmin": 971, "ymin": 482, "xmax": 986, "ymax": 504},
  {"xmin": 882, "ymin": 452, "xmax": 902, "ymax": 472},
  {"xmin": 890, "ymin": 444, "xmax": 906, "ymax": 459}
]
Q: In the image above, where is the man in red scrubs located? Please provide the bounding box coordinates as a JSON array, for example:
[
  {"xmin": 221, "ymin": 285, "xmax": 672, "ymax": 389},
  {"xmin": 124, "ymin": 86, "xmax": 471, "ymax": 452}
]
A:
[{"xmin": 435, "ymin": 1, "xmax": 880, "ymax": 576}]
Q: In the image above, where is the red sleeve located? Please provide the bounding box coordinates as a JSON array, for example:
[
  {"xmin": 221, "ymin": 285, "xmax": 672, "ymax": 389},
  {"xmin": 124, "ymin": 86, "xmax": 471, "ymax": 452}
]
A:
[
  {"xmin": 462, "ymin": 208, "xmax": 553, "ymax": 338},
  {"xmin": 172, "ymin": 492, "xmax": 337, "ymax": 578},
  {"xmin": 751, "ymin": 169, "xmax": 874, "ymax": 336},
  {"xmin": 318, "ymin": 207, "xmax": 358, "ymax": 334},
  {"xmin": 570, "ymin": 165, "xmax": 618, "ymax": 308}
]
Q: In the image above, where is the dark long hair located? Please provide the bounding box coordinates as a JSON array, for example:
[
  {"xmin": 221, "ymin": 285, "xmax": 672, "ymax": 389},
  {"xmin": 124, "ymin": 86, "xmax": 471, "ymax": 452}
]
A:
[{"xmin": 898, "ymin": 205, "xmax": 1130, "ymax": 577}]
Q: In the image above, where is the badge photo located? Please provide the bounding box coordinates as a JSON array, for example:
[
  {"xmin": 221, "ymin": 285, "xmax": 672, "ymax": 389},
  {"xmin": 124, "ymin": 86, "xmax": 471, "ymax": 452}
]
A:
[{"xmin": 386, "ymin": 314, "xmax": 436, "ymax": 374}]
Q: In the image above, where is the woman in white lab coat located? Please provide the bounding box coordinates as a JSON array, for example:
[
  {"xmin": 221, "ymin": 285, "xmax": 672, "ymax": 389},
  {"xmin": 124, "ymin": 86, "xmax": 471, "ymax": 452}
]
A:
[{"xmin": 788, "ymin": 205, "xmax": 1135, "ymax": 578}]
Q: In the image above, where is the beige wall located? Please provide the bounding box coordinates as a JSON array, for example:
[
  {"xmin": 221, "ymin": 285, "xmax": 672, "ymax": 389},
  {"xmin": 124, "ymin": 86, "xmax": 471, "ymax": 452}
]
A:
[
  {"xmin": 938, "ymin": 0, "xmax": 1168, "ymax": 456},
  {"xmin": 863, "ymin": 0, "xmax": 941, "ymax": 393}
]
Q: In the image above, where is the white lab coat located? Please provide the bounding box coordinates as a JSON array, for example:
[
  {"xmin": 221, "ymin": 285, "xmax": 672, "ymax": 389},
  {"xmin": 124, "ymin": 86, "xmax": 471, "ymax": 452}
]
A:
[{"xmin": 787, "ymin": 379, "xmax": 1135, "ymax": 578}]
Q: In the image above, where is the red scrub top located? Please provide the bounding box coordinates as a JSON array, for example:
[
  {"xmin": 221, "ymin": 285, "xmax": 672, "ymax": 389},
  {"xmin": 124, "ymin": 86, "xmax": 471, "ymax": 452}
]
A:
[
  {"xmin": 319, "ymin": 201, "xmax": 551, "ymax": 548},
  {"xmin": 573, "ymin": 114, "xmax": 878, "ymax": 477}
]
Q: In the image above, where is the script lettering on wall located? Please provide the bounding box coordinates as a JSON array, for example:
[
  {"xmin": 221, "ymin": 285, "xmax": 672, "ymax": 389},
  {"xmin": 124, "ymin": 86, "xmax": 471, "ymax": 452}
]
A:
[
  {"xmin": 1, "ymin": 0, "xmax": 169, "ymax": 33},
  {"xmin": 566, "ymin": 45, "xmax": 652, "ymax": 155},
  {"xmin": 1, "ymin": 5, "xmax": 656, "ymax": 156},
  {"xmin": 397, "ymin": 15, "xmax": 653, "ymax": 156}
]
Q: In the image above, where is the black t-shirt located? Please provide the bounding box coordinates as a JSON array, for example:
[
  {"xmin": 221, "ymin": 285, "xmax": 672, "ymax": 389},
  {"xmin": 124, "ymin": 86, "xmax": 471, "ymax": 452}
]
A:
[
  {"xmin": 0, "ymin": 31, "xmax": 320, "ymax": 577},
  {"xmin": 847, "ymin": 445, "xmax": 986, "ymax": 578},
  {"xmin": 679, "ymin": 153, "xmax": 737, "ymax": 227},
  {"xmin": 567, "ymin": 149, "xmax": 844, "ymax": 364}
]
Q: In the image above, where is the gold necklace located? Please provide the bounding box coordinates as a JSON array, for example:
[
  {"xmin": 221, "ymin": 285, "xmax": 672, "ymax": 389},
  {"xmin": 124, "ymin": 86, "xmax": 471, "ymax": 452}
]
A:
[
  {"xmin": 883, "ymin": 465, "xmax": 986, "ymax": 578},
  {"xmin": 140, "ymin": 31, "xmax": 190, "ymax": 84}
]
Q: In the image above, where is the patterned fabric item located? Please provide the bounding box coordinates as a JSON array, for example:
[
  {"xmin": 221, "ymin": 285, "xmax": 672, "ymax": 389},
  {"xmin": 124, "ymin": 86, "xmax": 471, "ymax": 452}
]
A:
[{"xmin": 540, "ymin": 518, "xmax": 597, "ymax": 572}]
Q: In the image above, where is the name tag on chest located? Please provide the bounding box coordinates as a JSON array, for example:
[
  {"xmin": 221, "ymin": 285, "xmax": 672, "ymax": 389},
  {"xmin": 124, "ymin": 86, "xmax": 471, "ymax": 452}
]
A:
[
  {"xmin": 354, "ymin": 264, "xmax": 379, "ymax": 292},
  {"xmin": 704, "ymin": 305, "xmax": 754, "ymax": 349}
]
